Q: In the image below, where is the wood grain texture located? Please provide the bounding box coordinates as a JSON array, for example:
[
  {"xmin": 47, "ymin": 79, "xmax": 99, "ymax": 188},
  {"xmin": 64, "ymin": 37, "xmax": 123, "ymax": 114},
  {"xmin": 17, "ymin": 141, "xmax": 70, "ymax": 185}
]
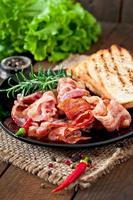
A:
[
  {"xmin": 87, "ymin": 23, "xmax": 133, "ymax": 55},
  {"xmin": 122, "ymin": 0, "xmax": 133, "ymax": 23},
  {"xmin": 78, "ymin": 0, "xmax": 121, "ymax": 22},
  {"xmin": 85, "ymin": 22, "xmax": 117, "ymax": 54},
  {"xmin": 0, "ymin": 165, "xmax": 74, "ymax": 200},
  {"xmin": 99, "ymin": 24, "xmax": 133, "ymax": 51},
  {"xmin": 74, "ymin": 158, "xmax": 133, "ymax": 200},
  {"xmin": 0, "ymin": 161, "xmax": 9, "ymax": 177}
]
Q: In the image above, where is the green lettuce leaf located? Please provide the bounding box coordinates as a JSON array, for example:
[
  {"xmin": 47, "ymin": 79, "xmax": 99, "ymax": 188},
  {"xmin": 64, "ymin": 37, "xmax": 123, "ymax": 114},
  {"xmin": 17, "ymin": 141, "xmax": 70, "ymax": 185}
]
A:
[
  {"xmin": 24, "ymin": 0, "xmax": 101, "ymax": 62},
  {"xmin": 0, "ymin": 0, "xmax": 101, "ymax": 62},
  {"xmin": 0, "ymin": 0, "xmax": 45, "ymax": 59}
]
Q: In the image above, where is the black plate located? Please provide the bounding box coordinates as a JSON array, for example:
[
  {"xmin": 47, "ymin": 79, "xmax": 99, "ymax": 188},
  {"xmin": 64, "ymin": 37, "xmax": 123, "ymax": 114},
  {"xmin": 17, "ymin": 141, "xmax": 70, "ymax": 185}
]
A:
[{"xmin": 0, "ymin": 77, "xmax": 133, "ymax": 148}]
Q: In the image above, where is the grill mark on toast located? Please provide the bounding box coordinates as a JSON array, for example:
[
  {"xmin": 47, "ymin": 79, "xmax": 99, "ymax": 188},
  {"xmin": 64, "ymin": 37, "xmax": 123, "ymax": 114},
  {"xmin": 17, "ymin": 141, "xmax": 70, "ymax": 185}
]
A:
[
  {"xmin": 99, "ymin": 52, "xmax": 114, "ymax": 96},
  {"xmin": 121, "ymin": 49, "xmax": 133, "ymax": 85},
  {"xmin": 83, "ymin": 62, "xmax": 101, "ymax": 94},
  {"xmin": 103, "ymin": 49, "xmax": 117, "ymax": 76},
  {"xmin": 84, "ymin": 58, "xmax": 105, "ymax": 96},
  {"xmin": 92, "ymin": 55, "xmax": 109, "ymax": 98},
  {"xmin": 91, "ymin": 57, "xmax": 104, "ymax": 86},
  {"xmin": 76, "ymin": 62, "xmax": 93, "ymax": 90},
  {"xmin": 127, "ymin": 68, "xmax": 133, "ymax": 84},
  {"xmin": 119, "ymin": 47, "xmax": 133, "ymax": 86},
  {"xmin": 101, "ymin": 52, "xmax": 111, "ymax": 76},
  {"xmin": 110, "ymin": 47, "xmax": 125, "ymax": 86},
  {"xmin": 71, "ymin": 45, "xmax": 133, "ymax": 107}
]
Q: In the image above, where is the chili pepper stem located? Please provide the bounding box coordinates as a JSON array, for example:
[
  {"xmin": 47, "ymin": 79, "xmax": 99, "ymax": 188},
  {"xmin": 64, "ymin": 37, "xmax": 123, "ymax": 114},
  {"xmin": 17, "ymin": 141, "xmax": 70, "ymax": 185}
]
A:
[
  {"xmin": 16, "ymin": 127, "xmax": 26, "ymax": 137},
  {"xmin": 15, "ymin": 118, "xmax": 32, "ymax": 137},
  {"xmin": 81, "ymin": 156, "xmax": 91, "ymax": 165}
]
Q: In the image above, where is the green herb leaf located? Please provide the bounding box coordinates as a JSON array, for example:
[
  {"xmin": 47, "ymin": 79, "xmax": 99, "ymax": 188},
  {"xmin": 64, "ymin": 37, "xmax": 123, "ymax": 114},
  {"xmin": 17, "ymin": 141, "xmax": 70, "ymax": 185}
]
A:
[{"xmin": 0, "ymin": 67, "xmax": 68, "ymax": 97}]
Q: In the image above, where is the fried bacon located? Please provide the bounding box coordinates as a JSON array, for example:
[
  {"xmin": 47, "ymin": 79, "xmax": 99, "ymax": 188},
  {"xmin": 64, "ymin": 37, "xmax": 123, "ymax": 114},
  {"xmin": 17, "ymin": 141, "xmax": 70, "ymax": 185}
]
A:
[
  {"xmin": 58, "ymin": 98, "xmax": 91, "ymax": 120},
  {"xmin": 11, "ymin": 77, "xmax": 132, "ymax": 144},
  {"xmin": 11, "ymin": 92, "xmax": 42, "ymax": 126},
  {"xmin": 23, "ymin": 91, "xmax": 57, "ymax": 122},
  {"xmin": 27, "ymin": 120, "xmax": 90, "ymax": 143},
  {"xmin": 58, "ymin": 98, "xmax": 94, "ymax": 131},
  {"xmin": 48, "ymin": 127, "xmax": 89, "ymax": 144},
  {"xmin": 57, "ymin": 77, "xmax": 89, "ymax": 102},
  {"xmin": 84, "ymin": 96, "xmax": 131, "ymax": 131},
  {"xmin": 12, "ymin": 91, "xmax": 57, "ymax": 126}
]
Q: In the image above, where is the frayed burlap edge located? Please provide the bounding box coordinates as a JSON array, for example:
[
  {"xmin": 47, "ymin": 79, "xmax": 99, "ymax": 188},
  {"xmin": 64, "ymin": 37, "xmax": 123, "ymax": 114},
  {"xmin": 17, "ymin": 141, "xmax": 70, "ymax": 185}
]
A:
[{"xmin": 0, "ymin": 128, "xmax": 133, "ymax": 190}]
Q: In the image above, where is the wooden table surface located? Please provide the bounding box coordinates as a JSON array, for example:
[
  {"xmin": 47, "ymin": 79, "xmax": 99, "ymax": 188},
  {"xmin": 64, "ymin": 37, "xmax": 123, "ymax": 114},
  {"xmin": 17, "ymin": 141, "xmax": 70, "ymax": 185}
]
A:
[{"xmin": 1, "ymin": 1, "xmax": 133, "ymax": 200}]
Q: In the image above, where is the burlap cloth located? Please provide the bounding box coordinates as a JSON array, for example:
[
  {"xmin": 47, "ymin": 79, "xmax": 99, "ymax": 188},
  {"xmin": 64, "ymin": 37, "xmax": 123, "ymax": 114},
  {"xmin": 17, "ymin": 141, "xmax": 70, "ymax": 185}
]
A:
[
  {"xmin": 0, "ymin": 55, "xmax": 133, "ymax": 190},
  {"xmin": 1, "ymin": 128, "xmax": 133, "ymax": 190}
]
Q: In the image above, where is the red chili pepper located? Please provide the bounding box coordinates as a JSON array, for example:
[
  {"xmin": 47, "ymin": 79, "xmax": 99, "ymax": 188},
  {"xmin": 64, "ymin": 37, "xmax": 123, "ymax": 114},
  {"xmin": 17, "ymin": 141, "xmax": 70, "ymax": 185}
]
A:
[
  {"xmin": 52, "ymin": 156, "xmax": 91, "ymax": 193},
  {"xmin": 22, "ymin": 118, "xmax": 32, "ymax": 132},
  {"xmin": 16, "ymin": 118, "xmax": 32, "ymax": 136}
]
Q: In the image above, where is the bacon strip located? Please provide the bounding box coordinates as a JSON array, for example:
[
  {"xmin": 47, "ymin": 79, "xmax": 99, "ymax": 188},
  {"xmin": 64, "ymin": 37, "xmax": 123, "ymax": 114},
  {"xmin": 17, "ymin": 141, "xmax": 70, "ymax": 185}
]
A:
[
  {"xmin": 48, "ymin": 127, "xmax": 90, "ymax": 144},
  {"xmin": 57, "ymin": 77, "xmax": 89, "ymax": 102},
  {"xmin": 58, "ymin": 98, "xmax": 91, "ymax": 120},
  {"xmin": 23, "ymin": 91, "xmax": 57, "ymax": 122},
  {"xmin": 28, "ymin": 119, "xmax": 91, "ymax": 143},
  {"xmin": 58, "ymin": 97, "xmax": 94, "ymax": 131},
  {"xmin": 12, "ymin": 92, "xmax": 42, "ymax": 126},
  {"xmin": 11, "ymin": 91, "xmax": 57, "ymax": 126},
  {"xmin": 84, "ymin": 96, "xmax": 131, "ymax": 131}
]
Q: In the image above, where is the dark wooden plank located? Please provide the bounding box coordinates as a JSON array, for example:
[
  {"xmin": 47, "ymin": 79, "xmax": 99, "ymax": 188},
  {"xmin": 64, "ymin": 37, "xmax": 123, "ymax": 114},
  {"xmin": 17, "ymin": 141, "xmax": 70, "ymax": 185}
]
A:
[
  {"xmin": 0, "ymin": 161, "xmax": 9, "ymax": 177},
  {"xmin": 0, "ymin": 165, "xmax": 74, "ymax": 200},
  {"xmin": 79, "ymin": 23, "xmax": 133, "ymax": 55},
  {"xmin": 98, "ymin": 23, "xmax": 133, "ymax": 51},
  {"xmin": 86, "ymin": 22, "xmax": 117, "ymax": 54},
  {"xmin": 78, "ymin": 0, "xmax": 121, "ymax": 22},
  {"xmin": 74, "ymin": 158, "xmax": 133, "ymax": 200},
  {"xmin": 122, "ymin": 0, "xmax": 133, "ymax": 23},
  {"xmin": 88, "ymin": 23, "xmax": 133, "ymax": 55}
]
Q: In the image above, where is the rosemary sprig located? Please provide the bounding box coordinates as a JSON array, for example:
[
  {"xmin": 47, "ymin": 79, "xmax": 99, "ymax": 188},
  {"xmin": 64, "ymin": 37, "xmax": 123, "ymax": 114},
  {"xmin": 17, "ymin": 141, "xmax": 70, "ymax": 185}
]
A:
[{"xmin": 0, "ymin": 67, "xmax": 68, "ymax": 98}]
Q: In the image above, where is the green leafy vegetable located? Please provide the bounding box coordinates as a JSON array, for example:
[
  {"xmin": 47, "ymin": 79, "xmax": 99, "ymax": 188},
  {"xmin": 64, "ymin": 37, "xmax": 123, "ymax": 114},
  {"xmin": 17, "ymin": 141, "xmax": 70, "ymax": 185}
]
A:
[
  {"xmin": 0, "ymin": 67, "xmax": 67, "ymax": 97},
  {"xmin": 0, "ymin": 0, "xmax": 101, "ymax": 62},
  {"xmin": 0, "ymin": 0, "xmax": 44, "ymax": 59},
  {"xmin": 25, "ymin": 0, "xmax": 101, "ymax": 62}
]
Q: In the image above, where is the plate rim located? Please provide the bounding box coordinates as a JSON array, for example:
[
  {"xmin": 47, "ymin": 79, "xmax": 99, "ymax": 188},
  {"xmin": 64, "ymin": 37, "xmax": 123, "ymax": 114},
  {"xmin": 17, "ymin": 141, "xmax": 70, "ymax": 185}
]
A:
[{"xmin": 1, "ymin": 122, "xmax": 133, "ymax": 149}]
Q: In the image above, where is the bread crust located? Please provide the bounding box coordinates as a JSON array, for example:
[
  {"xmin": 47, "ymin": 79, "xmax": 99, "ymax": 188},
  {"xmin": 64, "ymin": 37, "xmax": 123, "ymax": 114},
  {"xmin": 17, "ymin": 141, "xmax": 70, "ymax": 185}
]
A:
[{"xmin": 68, "ymin": 45, "xmax": 133, "ymax": 108}]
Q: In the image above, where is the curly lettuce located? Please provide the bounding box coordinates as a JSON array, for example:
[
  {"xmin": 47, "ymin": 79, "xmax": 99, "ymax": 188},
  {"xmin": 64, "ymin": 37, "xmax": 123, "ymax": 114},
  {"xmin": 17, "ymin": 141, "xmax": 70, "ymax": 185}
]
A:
[
  {"xmin": 0, "ymin": 0, "xmax": 44, "ymax": 59},
  {"xmin": 24, "ymin": 0, "xmax": 101, "ymax": 62},
  {"xmin": 0, "ymin": 0, "xmax": 101, "ymax": 62}
]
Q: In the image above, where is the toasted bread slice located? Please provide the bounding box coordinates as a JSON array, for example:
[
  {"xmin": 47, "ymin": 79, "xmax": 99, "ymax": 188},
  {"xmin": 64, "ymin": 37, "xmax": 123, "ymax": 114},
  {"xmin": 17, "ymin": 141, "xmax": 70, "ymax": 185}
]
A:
[{"xmin": 68, "ymin": 45, "xmax": 133, "ymax": 108}]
